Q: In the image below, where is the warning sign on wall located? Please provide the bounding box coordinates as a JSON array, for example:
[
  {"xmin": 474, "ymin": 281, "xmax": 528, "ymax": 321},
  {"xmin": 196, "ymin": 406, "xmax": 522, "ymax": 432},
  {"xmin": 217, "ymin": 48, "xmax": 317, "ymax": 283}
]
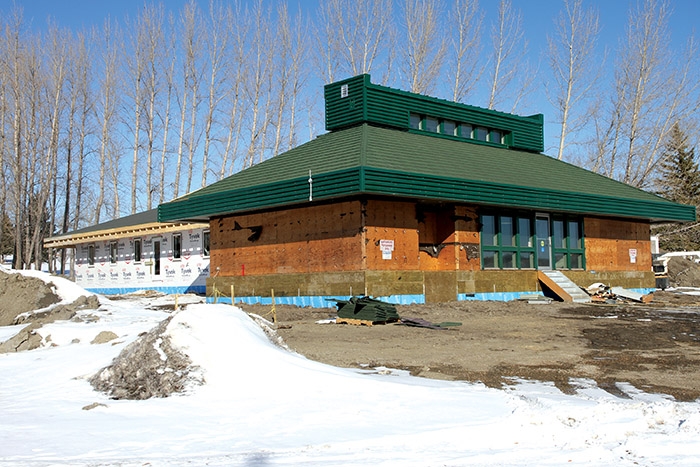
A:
[
  {"xmin": 380, "ymin": 239, "xmax": 394, "ymax": 260},
  {"xmin": 629, "ymin": 248, "xmax": 637, "ymax": 264}
]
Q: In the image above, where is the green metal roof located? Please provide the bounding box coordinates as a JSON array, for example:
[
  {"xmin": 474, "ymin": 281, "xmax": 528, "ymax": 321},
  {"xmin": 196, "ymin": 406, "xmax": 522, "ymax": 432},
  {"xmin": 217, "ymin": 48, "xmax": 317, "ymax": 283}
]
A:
[{"xmin": 159, "ymin": 124, "xmax": 696, "ymax": 223}]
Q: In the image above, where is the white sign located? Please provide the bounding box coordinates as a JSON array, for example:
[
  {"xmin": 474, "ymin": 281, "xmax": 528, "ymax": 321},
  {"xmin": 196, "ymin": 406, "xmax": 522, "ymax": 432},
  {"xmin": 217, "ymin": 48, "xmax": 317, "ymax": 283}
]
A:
[
  {"xmin": 380, "ymin": 239, "xmax": 394, "ymax": 260},
  {"xmin": 629, "ymin": 248, "xmax": 637, "ymax": 264}
]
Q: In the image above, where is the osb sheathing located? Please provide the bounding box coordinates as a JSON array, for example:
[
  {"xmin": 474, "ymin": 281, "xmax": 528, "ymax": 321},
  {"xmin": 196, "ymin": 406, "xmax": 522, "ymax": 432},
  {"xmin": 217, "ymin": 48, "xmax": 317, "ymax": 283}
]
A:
[
  {"xmin": 211, "ymin": 199, "xmax": 481, "ymax": 278},
  {"xmin": 584, "ymin": 216, "xmax": 651, "ymax": 272},
  {"xmin": 207, "ymin": 201, "xmax": 655, "ymax": 301},
  {"xmin": 210, "ymin": 201, "xmax": 364, "ymax": 276}
]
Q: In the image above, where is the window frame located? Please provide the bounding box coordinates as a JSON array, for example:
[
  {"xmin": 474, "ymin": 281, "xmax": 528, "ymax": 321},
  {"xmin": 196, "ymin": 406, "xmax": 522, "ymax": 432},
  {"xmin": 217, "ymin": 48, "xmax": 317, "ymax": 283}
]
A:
[
  {"xmin": 109, "ymin": 241, "xmax": 118, "ymax": 264},
  {"xmin": 173, "ymin": 233, "xmax": 182, "ymax": 260},
  {"xmin": 133, "ymin": 238, "xmax": 142, "ymax": 263},
  {"xmin": 480, "ymin": 213, "xmax": 536, "ymax": 270},
  {"xmin": 88, "ymin": 244, "xmax": 95, "ymax": 267},
  {"xmin": 408, "ymin": 112, "xmax": 510, "ymax": 146},
  {"xmin": 202, "ymin": 230, "xmax": 210, "ymax": 257},
  {"xmin": 474, "ymin": 126, "xmax": 489, "ymax": 141},
  {"xmin": 551, "ymin": 216, "xmax": 585, "ymax": 270}
]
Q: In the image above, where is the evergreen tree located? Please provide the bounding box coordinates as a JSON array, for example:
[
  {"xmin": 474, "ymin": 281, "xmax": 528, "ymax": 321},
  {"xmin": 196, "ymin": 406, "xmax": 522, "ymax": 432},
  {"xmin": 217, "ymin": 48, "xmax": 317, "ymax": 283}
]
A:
[
  {"xmin": 653, "ymin": 123, "xmax": 700, "ymax": 251},
  {"xmin": 656, "ymin": 123, "xmax": 700, "ymax": 205}
]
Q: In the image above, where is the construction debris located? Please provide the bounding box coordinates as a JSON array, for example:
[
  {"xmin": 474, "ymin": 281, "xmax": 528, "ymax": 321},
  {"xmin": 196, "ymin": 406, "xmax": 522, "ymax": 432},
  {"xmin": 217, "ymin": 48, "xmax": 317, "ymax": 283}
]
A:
[
  {"xmin": 518, "ymin": 294, "xmax": 553, "ymax": 304},
  {"xmin": 399, "ymin": 317, "xmax": 462, "ymax": 330},
  {"xmin": 331, "ymin": 296, "xmax": 400, "ymax": 325},
  {"xmin": 586, "ymin": 283, "xmax": 654, "ymax": 304}
]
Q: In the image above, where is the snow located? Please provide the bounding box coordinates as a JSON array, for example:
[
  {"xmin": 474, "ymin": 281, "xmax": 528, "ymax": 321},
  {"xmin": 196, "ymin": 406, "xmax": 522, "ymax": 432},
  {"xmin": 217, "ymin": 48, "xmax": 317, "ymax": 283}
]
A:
[{"xmin": 1, "ymin": 271, "xmax": 700, "ymax": 466}]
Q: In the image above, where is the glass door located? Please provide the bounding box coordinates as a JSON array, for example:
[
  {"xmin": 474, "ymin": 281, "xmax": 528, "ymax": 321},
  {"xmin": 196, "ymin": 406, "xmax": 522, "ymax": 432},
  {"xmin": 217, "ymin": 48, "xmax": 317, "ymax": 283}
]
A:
[{"xmin": 535, "ymin": 214, "xmax": 551, "ymax": 269}]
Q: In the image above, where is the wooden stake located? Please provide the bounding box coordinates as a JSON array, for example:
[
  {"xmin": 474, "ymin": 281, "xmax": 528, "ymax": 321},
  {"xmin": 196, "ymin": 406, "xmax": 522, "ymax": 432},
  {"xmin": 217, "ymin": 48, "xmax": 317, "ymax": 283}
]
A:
[{"xmin": 271, "ymin": 288, "xmax": 277, "ymax": 323}]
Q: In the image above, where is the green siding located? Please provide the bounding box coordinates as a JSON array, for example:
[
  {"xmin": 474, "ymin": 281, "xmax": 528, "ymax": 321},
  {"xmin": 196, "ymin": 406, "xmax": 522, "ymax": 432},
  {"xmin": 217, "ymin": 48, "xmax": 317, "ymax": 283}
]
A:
[
  {"xmin": 159, "ymin": 124, "xmax": 696, "ymax": 223},
  {"xmin": 324, "ymin": 74, "xmax": 544, "ymax": 152}
]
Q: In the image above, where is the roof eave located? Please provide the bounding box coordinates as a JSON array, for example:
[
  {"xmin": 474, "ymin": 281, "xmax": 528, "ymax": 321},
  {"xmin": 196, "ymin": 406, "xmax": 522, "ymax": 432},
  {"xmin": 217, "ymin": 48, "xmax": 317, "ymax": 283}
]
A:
[{"xmin": 158, "ymin": 166, "xmax": 695, "ymax": 223}]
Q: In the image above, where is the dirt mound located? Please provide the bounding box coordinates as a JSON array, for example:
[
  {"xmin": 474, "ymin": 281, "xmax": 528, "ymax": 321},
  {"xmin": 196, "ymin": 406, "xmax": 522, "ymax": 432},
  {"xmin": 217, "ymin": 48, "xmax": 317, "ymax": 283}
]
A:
[
  {"xmin": 0, "ymin": 295, "xmax": 101, "ymax": 353},
  {"xmin": 90, "ymin": 315, "xmax": 203, "ymax": 400},
  {"xmin": 0, "ymin": 270, "xmax": 60, "ymax": 325},
  {"xmin": 666, "ymin": 256, "xmax": 700, "ymax": 287}
]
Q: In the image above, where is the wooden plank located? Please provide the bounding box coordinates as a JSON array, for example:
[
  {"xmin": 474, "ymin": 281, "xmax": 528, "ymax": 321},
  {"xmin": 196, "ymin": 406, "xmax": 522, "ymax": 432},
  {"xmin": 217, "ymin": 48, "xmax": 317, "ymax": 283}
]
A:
[
  {"xmin": 336, "ymin": 318, "xmax": 375, "ymax": 326},
  {"xmin": 537, "ymin": 271, "xmax": 574, "ymax": 302}
]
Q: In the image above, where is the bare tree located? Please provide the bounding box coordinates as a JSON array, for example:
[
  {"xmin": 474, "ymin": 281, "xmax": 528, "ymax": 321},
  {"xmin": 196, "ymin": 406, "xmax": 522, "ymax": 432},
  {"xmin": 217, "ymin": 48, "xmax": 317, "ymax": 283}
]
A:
[
  {"xmin": 448, "ymin": 0, "xmax": 484, "ymax": 102},
  {"xmin": 200, "ymin": 0, "xmax": 229, "ymax": 187},
  {"xmin": 0, "ymin": 13, "xmax": 11, "ymax": 262},
  {"xmin": 141, "ymin": 5, "xmax": 166, "ymax": 210},
  {"xmin": 547, "ymin": 0, "xmax": 601, "ymax": 160},
  {"xmin": 593, "ymin": 0, "xmax": 699, "ymax": 187},
  {"xmin": 158, "ymin": 14, "xmax": 177, "ymax": 204},
  {"xmin": 5, "ymin": 11, "xmax": 28, "ymax": 268},
  {"xmin": 243, "ymin": 0, "xmax": 274, "ymax": 168},
  {"xmin": 172, "ymin": 0, "xmax": 205, "ymax": 196},
  {"xmin": 95, "ymin": 18, "xmax": 121, "ymax": 223},
  {"xmin": 124, "ymin": 9, "xmax": 147, "ymax": 214},
  {"xmin": 58, "ymin": 30, "xmax": 93, "ymax": 274},
  {"xmin": 283, "ymin": 6, "xmax": 309, "ymax": 152},
  {"xmin": 220, "ymin": 1, "xmax": 249, "ymax": 178},
  {"xmin": 486, "ymin": 0, "xmax": 531, "ymax": 111},
  {"xmin": 315, "ymin": 0, "xmax": 393, "ymax": 83},
  {"xmin": 401, "ymin": 0, "xmax": 447, "ymax": 95}
]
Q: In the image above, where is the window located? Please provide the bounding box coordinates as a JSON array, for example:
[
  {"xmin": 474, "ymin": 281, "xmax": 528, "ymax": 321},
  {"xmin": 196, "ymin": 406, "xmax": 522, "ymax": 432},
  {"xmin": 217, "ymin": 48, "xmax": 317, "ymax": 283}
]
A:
[
  {"xmin": 481, "ymin": 215, "xmax": 497, "ymax": 246},
  {"xmin": 551, "ymin": 217, "xmax": 585, "ymax": 269},
  {"xmin": 134, "ymin": 238, "xmax": 142, "ymax": 263},
  {"xmin": 88, "ymin": 245, "xmax": 95, "ymax": 266},
  {"xmin": 424, "ymin": 116, "xmax": 439, "ymax": 132},
  {"xmin": 408, "ymin": 113, "xmax": 508, "ymax": 146},
  {"xmin": 110, "ymin": 241, "xmax": 118, "ymax": 264},
  {"xmin": 480, "ymin": 214, "xmax": 536, "ymax": 269},
  {"xmin": 442, "ymin": 120, "xmax": 456, "ymax": 136},
  {"xmin": 173, "ymin": 233, "xmax": 182, "ymax": 260},
  {"xmin": 202, "ymin": 230, "xmax": 210, "ymax": 257},
  {"xmin": 475, "ymin": 126, "xmax": 488, "ymax": 141},
  {"xmin": 459, "ymin": 123, "xmax": 472, "ymax": 138},
  {"xmin": 518, "ymin": 218, "xmax": 533, "ymax": 268},
  {"xmin": 500, "ymin": 216, "xmax": 515, "ymax": 247},
  {"xmin": 409, "ymin": 113, "xmax": 421, "ymax": 129}
]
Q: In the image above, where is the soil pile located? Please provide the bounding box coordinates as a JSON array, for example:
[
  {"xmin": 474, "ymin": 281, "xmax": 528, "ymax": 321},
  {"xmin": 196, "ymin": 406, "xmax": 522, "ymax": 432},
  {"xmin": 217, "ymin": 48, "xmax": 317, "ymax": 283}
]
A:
[
  {"xmin": 90, "ymin": 315, "xmax": 203, "ymax": 399},
  {"xmin": 0, "ymin": 269, "xmax": 60, "ymax": 325},
  {"xmin": 0, "ymin": 295, "xmax": 101, "ymax": 353},
  {"xmin": 666, "ymin": 256, "xmax": 700, "ymax": 287}
]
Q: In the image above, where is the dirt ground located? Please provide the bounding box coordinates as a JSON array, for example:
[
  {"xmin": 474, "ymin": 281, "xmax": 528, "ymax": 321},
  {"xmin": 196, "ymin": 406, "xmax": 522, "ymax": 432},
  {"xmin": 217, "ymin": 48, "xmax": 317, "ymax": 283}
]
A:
[
  {"xmin": 241, "ymin": 290, "xmax": 700, "ymax": 402},
  {"xmin": 0, "ymin": 269, "xmax": 60, "ymax": 325}
]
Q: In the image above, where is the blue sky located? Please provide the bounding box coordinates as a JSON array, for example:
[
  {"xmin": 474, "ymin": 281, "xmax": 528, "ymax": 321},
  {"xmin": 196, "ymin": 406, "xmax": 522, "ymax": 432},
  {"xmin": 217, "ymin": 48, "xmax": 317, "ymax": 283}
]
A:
[
  {"xmin": 11, "ymin": 1, "xmax": 698, "ymax": 53},
  {"xmin": 11, "ymin": 1, "xmax": 698, "ymax": 47},
  {"xmin": 4, "ymin": 0, "xmax": 699, "ymax": 154}
]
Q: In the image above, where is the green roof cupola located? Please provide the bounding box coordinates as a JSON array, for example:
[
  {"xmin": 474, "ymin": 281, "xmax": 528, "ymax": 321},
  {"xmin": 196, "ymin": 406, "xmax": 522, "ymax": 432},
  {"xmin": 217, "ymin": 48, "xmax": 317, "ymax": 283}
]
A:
[{"xmin": 324, "ymin": 74, "xmax": 544, "ymax": 153}]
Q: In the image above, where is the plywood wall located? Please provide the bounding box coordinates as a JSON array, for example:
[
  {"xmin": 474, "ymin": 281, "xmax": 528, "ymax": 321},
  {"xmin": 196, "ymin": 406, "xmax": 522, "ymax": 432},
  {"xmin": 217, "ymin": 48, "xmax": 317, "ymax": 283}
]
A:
[
  {"xmin": 584, "ymin": 216, "xmax": 651, "ymax": 271},
  {"xmin": 454, "ymin": 205, "xmax": 481, "ymax": 271},
  {"xmin": 364, "ymin": 199, "xmax": 420, "ymax": 270},
  {"xmin": 211, "ymin": 201, "xmax": 364, "ymax": 276}
]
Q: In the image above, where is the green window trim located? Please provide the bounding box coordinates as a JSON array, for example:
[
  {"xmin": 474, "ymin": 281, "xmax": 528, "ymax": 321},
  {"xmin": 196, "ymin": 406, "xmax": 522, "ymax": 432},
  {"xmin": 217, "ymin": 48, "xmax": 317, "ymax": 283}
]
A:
[
  {"xmin": 480, "ymin": 212, "xmax": 585, "ymax": 270},
  {"xmin": 408, "ymin": 112, "xmax": 510, "ymax": 147},
  {"xmin": 552, "ymin": 216, "xmax": 586, "ymax": 270},
  {"xmin": 480, "ymin": 213, "xmax": 536, "ymax": 269}
]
